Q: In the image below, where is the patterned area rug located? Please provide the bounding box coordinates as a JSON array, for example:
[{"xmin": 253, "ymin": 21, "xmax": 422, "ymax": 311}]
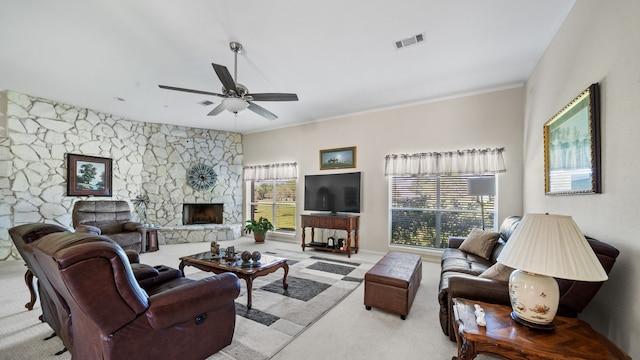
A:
[
  {"xmin": 207, "ymin": 249, "xmax": 365, "ymax": 360},
  {"xmin": 0, "ymin": 250, "xmax": 365, "ymax": 360}
]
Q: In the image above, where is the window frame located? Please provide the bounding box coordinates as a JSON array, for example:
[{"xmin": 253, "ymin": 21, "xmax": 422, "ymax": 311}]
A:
[
  {"xmin": 247, "ymin": 179, "xmax": 297, "ymax": 234},
  {"xmin": 388, "ymin": 175, "xmax": 497, "ymax": 250}
]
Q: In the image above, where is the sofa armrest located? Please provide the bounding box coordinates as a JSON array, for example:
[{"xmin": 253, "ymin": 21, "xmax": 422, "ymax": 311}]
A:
[
  {"xmin": 448, "ymin": 275, "xmax": 510, "ymax": 306},
  {"xmin": 125, "ymin": 249, "xmax": 140, "ymax": 263},
  {"xmin": 448, "ymin": 236, "xmax": 465, "ymax": 249},
  {"xmin": 75, "ymin": 225, "xmax": 101, "ymax": 235},
  {"xmin": 145, "ymin": 273, "xmax": 240, "ymax": 329},
  {"xmin": 123, "ymin": 221, "xmax": 142, "ymax": 231},
  {"xmin": 444, "ymin": 275, "xmax": 511, "ymax": 340},
  {"xmin": 123, "ymin": 222, "xmax": 147, "ymax": 252},
  {"xmin": 131, "ymin": 264, "xmax": 159, "ymax": 282}
]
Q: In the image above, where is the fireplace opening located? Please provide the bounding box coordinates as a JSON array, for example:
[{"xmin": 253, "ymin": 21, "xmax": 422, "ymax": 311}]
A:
[{"xmin": 183, "ymin": 203, "xmax": 223, "ymax": 225}]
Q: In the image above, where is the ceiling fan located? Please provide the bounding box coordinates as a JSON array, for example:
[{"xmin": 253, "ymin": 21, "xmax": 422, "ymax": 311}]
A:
[{"xmin": 159, "ymin": 42, "xmax": 298, "ymax": 120}]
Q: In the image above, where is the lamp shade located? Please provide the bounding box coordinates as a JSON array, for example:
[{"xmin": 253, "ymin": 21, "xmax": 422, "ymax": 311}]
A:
[
  {"xmin": 467, "ymin": 177, "xmax": 496, "ymax": 196},
  {"xmin": 497, "ymin": 213, "xmax": 607, "ymax": 281},
  {"xmin": 222, "ymin": 97, "xmax": 248, "ymax": 113}
]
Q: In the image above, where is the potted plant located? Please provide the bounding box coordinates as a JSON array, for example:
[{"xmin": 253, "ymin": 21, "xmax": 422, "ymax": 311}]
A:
[{"xmin": 244, "ymin": 217, "xmax": 274, "ymax": 243}]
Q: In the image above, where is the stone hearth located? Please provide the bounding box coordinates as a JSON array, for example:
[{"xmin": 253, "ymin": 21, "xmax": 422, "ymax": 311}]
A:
[{"xmin": 159, "ymin": 224, "xmax": 242, "ymax": 244}]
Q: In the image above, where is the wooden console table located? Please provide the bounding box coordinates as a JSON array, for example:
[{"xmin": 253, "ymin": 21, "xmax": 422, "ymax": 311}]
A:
[
  {"xmin": 301, "ymin": 214, "xmax": 359, "ymax": 258},
  {"xmin": 452, "ymin": 298, "xmax": 630, "ymax": 360}
]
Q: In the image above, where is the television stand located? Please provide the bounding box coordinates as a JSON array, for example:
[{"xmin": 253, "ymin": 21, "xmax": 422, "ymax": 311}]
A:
[{"xmin": 301, "ymin": 214, "xmax": 359, "ymax": 258}]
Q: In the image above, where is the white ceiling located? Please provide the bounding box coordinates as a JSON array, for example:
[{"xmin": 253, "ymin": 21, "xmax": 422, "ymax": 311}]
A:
[{"xmin": 0, "ymin": 0, "xmax": 575, "ymax": 134}]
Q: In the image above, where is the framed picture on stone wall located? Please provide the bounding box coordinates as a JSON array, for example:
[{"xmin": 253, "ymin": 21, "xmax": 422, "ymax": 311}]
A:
[{"xmin": 67, "ymin": 154, "xmax": 112, "ymax": 196}]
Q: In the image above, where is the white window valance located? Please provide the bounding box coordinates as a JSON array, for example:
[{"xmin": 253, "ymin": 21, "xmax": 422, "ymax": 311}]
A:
[
  {"xmin": 243, "ymin": 162, "xmax": 298, "ymax": 181},
  {"xmin": 384, "ymin": 148, "xmax": 506, "ymax": 176}
]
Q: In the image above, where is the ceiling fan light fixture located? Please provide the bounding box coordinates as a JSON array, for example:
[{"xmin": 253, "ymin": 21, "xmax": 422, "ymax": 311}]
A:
[
  {"xmin": 222, "ymin": 97, "xmax": 248, "ymax": 113},
  {"xmin": 159, "ymin": 41, "xmax": 297, "ymax": 120}
]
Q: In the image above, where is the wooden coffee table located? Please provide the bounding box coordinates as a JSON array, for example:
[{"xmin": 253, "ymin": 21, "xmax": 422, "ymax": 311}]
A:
[
  {"xmin": 179, "ymin": 251, "xmax": 288, "ymax": 310},
  {"xmin": 451, "ymin": 298, "xmax": 630, "ymax": 360}
]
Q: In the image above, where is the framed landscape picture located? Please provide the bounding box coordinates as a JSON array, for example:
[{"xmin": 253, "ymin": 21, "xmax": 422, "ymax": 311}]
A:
[
  {"xmin": 320, "ymin": 146, "xmax": 356, "ymax": 170},
  {"xmin": 544, "ymin": 83, "xmax": 601, "ymax": 195},
  {"xmin": 67, "ymin": 154, "xmax": 112, "ymax": 196}
]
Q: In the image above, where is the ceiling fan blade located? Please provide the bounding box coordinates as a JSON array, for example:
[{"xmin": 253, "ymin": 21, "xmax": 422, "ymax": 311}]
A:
[
  {"xmin": 158, "ymin": 85, "xmax": 225, "ymax": 98},
  {"xmin": 212, "ymin": 63, "xmax": 238, "ymax": 94},
  {"xmin": 247, "ymin": 102, "xmax": 277, "ymax": 120},
  {"xmin": 248, "ymin": 93, "xmax": 299, "ymax": 102},
  {"xmin": 207, "ymin": 103, "xmax": 225, "ymax": 116}
]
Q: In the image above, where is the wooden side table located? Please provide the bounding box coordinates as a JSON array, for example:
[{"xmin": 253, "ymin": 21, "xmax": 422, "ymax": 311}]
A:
[
  {"xmin": 146, "ymin": 228, "xmax": 159, "ymax": 252},
  {"xmin": 451, "ymin": 298, "xmax": 630, "ymax": 360}
]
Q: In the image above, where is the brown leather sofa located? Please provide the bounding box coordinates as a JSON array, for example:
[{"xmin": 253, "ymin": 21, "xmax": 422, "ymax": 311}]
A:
[
  {"xmin": 438, "ymin": 216, "xmax": 620, "ymax": 341},
  {"xmin": 32, "ymin": 231, "xmax": 241, "ymax": 359},
  {"xmin": 72, "ymin": 200, "xmax": 146, "ymax": 252}
]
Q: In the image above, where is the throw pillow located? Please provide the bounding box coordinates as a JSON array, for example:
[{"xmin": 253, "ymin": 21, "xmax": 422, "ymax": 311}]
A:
[
  {"xmin": 458, "ymin": 228, "xmax": 501, "ymax": 260},
  {"xmin": 479, "ymin": 262, "xmax": 515, "ymax": 282}
]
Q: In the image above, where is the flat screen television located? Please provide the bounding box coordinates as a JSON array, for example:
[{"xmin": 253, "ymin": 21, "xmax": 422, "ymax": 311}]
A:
[{"xmin": 304, "ymin": 172, "xmax": 361, "ymax": 214}]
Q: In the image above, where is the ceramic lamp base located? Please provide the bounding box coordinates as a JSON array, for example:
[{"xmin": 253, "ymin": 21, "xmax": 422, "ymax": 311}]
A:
[
  {"xmin": 508, "ymin": 269, "xmax": 559, "ymax": 327},
  {"xmin": 510, "ymin": 311, "xmax": 555, "ymax": 331}
]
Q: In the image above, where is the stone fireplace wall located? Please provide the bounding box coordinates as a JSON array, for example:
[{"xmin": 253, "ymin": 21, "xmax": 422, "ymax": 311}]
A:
[{"xmin": 0, "ymin": 91, "xmax": 243, "ymax": 260}]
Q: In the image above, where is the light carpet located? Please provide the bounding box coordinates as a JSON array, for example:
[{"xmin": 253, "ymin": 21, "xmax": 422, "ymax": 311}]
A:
[
  {"xmin": 0, "ymin": 259, "xmax": 68, "ymax": 360},
  {"xmin": 205, "ymin": 249, "xmax": 366, "ymax": 360},
  {"xmin": 0, "ymin": 239, "xmax": 496, "ymax": 360}
]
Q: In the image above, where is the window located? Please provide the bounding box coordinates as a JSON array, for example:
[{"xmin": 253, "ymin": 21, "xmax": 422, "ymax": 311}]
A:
[
  {"xmin": 389, "ymin": 175, "xmax": 495, "ymax": 249},
  {"xmin": 249, "ymin": 180, "xmax": 296, "ymax": 232}
]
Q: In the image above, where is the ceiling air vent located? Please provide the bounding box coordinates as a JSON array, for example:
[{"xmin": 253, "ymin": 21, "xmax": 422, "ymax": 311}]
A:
[
  {"xmin": 394, "ymin": 33, "xmax": 425, "ymax": 50},
  {"xmin": 198, "ymin": 100, "xmax": 214, "ymax": 106}
]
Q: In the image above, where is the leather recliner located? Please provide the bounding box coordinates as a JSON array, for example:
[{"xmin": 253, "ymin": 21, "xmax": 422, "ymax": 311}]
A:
[
  {"xmin": 8, "ymin": 223, "xmax": 71, "ymax": 349},
  {"xmin": 32, "ymin": 232, "xmax": 241, "ymax": 360},
  {"xmin": 9, "ymin": 223, "xmax": 185, "ymax": 355},
  {"xmin": 72, "ymin": 200, "xmax": 146, "ymax": 252}
]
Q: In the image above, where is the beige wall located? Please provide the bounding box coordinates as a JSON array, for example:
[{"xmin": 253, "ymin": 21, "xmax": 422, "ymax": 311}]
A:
[
  {"xmin": 524, "ymin": 1, "xmax": 639, "ymax": 356},
  {"xmin": 243, "ymin": 87, "xmax": 525, "ymax": 254}
]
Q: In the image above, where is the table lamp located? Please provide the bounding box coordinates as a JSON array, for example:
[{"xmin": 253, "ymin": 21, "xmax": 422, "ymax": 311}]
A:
[
  {"xmin": 467, "ymin": 177, "xmax": 496, "ymax": 230},
  {"xmin": 496, "ymin": 213, "xmax": 607, "ymax": 330}
]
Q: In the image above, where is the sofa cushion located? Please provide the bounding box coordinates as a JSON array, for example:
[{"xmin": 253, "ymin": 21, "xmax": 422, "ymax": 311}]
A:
[
  {"xmin": 499, "ymin": 215, "xmax": 522, "ymax": 241},
  {"xmin": 440, "ymin": 248, "xmax": 493, "ymax": 275},
  {"xmin": 488, "ymin": 240, "xmax": 507, "ymax": 263},
  {"xmin": 479, "ymin": 262, "xmax": 514, "ymax": 282},
  {"xmin": 458, "ymin": 228, "xmax": 501, "ymax": 260}
]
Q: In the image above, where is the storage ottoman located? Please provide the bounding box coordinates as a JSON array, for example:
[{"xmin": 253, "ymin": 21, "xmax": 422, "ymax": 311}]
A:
[{"xmin": 364, "ymin": 251, "xmax": 422, "ymax": 319}]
